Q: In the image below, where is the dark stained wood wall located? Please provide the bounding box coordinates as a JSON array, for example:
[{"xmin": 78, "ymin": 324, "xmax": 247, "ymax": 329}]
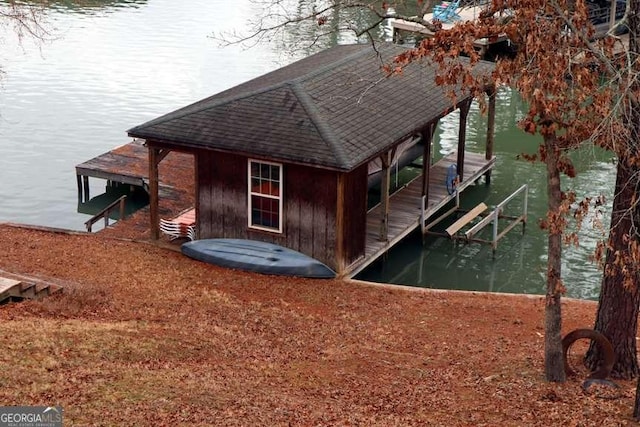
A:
[
  {"xmin": 197, "ymin": 151, "xmax": 247, "ymax": 238},
  {"xmin": 280, "ymin": 163, "xmax": 338, "ymax": 268},
  {"xmin": 196, "ymin": 150, "xmax": 345, "ymax": 269},
  {"xmin": 340, "ymin": 164, "xmax": 368, "ymax": 266}
]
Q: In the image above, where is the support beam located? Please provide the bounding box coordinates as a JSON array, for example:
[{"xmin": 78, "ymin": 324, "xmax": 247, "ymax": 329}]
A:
[
  {"xmin": 421, "ymin": 123, "xmax": 436, "ymax": 197},
  {"xmin": 456, "ymin": 100, "xmax": 472, "ymax": 182},
  {"xmin": 379, "ymin": 151, "xmax": 392, "ymax": 242},
  {"xmin": 335, "ymin": 173, "xmax": 346, "ymax": 275},
  {"xmin": 76, "ymin": 174, "xmax": 83, "ymax": 203},
  {"xmin": 485, "ymin": 86, "xmax": 497, "ymax": 185},
  {"xmin": 157, "ymin": 149, "xmax": 170, "ymax": 163},
  {"xmin": 149, "ymin": 146, "xmax": 161, "ymax": 241},
  {"xmin": 82, "ymin": 176, "xmax": 90, "ymax": 203},
  {"xmin": 609, "ymin": 0, "xmax": 617, "ymax": 30},
  {"xmin": 193, "ymin": 153, "xmax": 200, "ymax": 241}
]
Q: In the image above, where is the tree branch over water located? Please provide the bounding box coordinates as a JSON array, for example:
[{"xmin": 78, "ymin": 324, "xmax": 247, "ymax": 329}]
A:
[
  {"xmin": 0, "ymin": 1, "xmax": 50, "ymax": 44},
  {"xmin": 213, "ymin": 0, "xmax": 440, "ymax": 50}
]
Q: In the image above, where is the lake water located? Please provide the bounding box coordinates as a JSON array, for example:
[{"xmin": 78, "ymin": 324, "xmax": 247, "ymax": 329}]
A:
[
  {"xmin": 0, "ymin": 0, "xmax": 292, "ymax": 229},
  {"xmin": 0, "ymin": 0, "xmax": 614, "ymax": 299},
  {"xmin": 357, "ymin": 90, "xmax": 615, "ymax": 300}
]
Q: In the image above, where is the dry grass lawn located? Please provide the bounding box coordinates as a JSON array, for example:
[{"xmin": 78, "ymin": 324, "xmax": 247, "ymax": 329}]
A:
[{"xmin": 0, "ymin": 224, "xmax": 637, "ymax": 426}]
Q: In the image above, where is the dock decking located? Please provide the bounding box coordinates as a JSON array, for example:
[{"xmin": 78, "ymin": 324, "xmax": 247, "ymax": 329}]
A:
[
  {"xmin": 75, "ymin": 140, "xmax": 195, "ymax": 237},
  {"xmin": 76, "ymin": 139, "xmax": 150, "ymax": 192},
  {"xmin": 346, "ymin": 151, "xmax": 495, "ymax": 277},
  {"xmin": 75, "ymin": 139, "xmax": 193, "ymax": 203}
]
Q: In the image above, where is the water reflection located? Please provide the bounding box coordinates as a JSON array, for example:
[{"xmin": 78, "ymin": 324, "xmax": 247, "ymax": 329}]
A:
[
  {"xmin": 2, "ymin": 0, "xmax": 147, "ymax": 14},
  {"xmin": 77, "ymin": 181, "xmax": 148, "ymax": 231},
  {"xmin": 250, "ymin": 0, "xmax": 425, "ymax": 57}
]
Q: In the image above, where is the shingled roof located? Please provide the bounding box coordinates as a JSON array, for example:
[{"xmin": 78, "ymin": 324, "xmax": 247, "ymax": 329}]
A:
[{"xmin": 128, "ymin": 43, "xmax": 493, "ymax": 171}]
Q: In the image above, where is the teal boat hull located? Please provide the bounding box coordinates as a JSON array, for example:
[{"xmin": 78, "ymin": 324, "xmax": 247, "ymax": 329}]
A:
[{"xmin": 181, "ymin": 239, "xmax": 336, "ymax": 279}]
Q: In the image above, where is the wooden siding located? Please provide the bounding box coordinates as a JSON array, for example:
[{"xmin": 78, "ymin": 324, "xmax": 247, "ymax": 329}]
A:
[
  {"xmin": 197, "ymin": 151, "xmax": 247, "ymax": 239},
  {"xmin": 197, "ymin": 151, "xmax": 339, "ymax": 269},
  {"xmin": 340, "ymin": 164, "xmax": 368, "ymax": 267},
  {"xmin": 281, "ymin": 164, "xmax": 338, "ymax": 269}
]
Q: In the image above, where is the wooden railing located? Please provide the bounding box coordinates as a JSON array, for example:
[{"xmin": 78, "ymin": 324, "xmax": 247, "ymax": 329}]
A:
[{"xmin": 85, "ymin": 195, "xmax": 126, "ymax": 232}]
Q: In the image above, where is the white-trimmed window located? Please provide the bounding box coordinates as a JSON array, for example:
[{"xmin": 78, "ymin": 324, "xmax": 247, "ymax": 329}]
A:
[{"xmin": 248, "ymin": 159, "xmax": 283, "ymax": 233}]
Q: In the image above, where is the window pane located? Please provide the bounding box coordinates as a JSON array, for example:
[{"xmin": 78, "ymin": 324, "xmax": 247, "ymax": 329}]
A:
[
  {"xmin": 251, "ymin": 177, "xmax": 260, "ymax": 192},
  {"xmin": 248, "ymin": 161, "xmax": 281, "ymax": 231},
  {"xmin": 261, "ymin": 163, "xmax": 270, "ymax": 179},
  {"xmin": 269, "ymin": 181, "xmax": 279, "ymax": 197},
  {"xmin": 266, "ymin": 198, "xmax": 278, "ymax": 227},
  {"xmin": 251, "ymin": 195, "xmax": 280, "ymax": 229}
]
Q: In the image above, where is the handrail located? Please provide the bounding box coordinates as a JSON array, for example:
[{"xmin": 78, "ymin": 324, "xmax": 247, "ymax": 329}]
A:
[{"xmin": 85, "ymin": 195, "xmax": 127, "ymax": 232}]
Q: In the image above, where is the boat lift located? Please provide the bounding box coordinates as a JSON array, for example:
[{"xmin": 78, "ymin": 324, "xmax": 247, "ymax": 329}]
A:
[{"xmin": 422, "ymin": 184, "xmax": 528, "ymax": 257}]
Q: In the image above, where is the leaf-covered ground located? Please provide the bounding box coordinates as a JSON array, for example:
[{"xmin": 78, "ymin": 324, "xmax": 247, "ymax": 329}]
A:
[{"xmin": 0, "ymin": 224, "xmax": 636, "ymax": 425}]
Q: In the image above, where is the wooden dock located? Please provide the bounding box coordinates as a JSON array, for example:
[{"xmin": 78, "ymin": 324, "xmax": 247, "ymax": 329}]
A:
[
  {"xmin": 389, "ymin": 5, "xmax": 509, "ymax": 56},
  {"xmin": 75, "ymin": 139, "xmax": 193, "ymax": 203},
  {"xmin": 77, "ymin": 139, "xmax": 150, "ymax": 202},
  {"xmin": 75, "ymin": 140, "xmax": 195, "ymax": 237},
  {"xmin": 346, "ymin": 151, "xmax": 495, "ymax": 277}
]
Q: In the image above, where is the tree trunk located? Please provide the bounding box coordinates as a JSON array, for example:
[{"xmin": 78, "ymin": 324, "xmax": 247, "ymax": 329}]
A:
[
  {"xmin": 589, "ymin": 1, "xmax": 640, "ymax": 385},
  {"xmin": 544, "ymin": 138, "xmax": 566, "ymax": 382},
  {"xmin": 635, "ymin": 377, "xmax": 640, "ymax": 420},
  {"xmin": 588, "ymin": 160, "xmax": 640, "ymax": 379}
]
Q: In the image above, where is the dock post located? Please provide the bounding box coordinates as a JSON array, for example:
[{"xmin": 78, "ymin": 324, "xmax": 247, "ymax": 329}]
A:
[
  {"xmin": 76, "ymin": 174, "xmax": 83, "ymax": 203},
  {"xmin": 456, "ymin": 100, "xmax": 472, "ymax": 181},
  {"xmin": 82, "ymin": 176, "xmax": 90, "ymax": 202},
  {"xmin": 421, "ymin": 124, "xmax": 435, "ymax": 198},
  {"xmin": 379, "ymin": 151, "xmax": 392, "ymax": 242},
  {"xmin": 393, "ymin": 28, "xmax": 401, "ymax": 43},
  {"xmin": 119, "ymin": 196, "xmax": 126, "ymax": 220},
  {"xmin": 149, "ymin": 147, "xmax": 160, "ymax": 240},
  {"xmin": 609, "ymin": 0, "xmax": 617, "ymax": 30},
  {"xmin": 148, "ymin": 146, "xmax": 170, "ymax": 241},
  {"xmin": 485, "ymin": 85, "xmax": 497, "ymax": 185}
]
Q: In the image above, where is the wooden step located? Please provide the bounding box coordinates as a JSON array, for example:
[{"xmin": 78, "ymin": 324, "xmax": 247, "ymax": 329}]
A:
[
  {"xmin": 34, "ymin": 283, "xmax": 51, "ymax": 299},
  {"xmin": 48, "ymin": 284, "xmax": 63, "ymax": 296},
  {"xmin": 19, "ymin": 282, "xmax": 37, "ymax": 299},
  {"xmin": 446, "ymin": 203, "xmax": 488, "ymax": 237},
  {"xmin": 0, "ymin": 277, "xmax": 22, "ymax": 303},
  {"xmin": 0, "ymin": 276, "xmax": 64, "ymax": 304},
  {"xmin": 33, "ymin": 283, "xmax": 63, "ymax": 299}
]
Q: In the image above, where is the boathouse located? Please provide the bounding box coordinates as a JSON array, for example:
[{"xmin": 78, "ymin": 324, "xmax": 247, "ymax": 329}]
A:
[{"xmin": 128, "ymin": 43, "xmax": 497, "ymax": 277}]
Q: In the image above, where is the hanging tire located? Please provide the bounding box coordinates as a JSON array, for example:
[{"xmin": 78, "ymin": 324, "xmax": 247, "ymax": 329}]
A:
[{"xmin": 562, "ymin": 328, "xmax": 618, "ymax": 391}]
